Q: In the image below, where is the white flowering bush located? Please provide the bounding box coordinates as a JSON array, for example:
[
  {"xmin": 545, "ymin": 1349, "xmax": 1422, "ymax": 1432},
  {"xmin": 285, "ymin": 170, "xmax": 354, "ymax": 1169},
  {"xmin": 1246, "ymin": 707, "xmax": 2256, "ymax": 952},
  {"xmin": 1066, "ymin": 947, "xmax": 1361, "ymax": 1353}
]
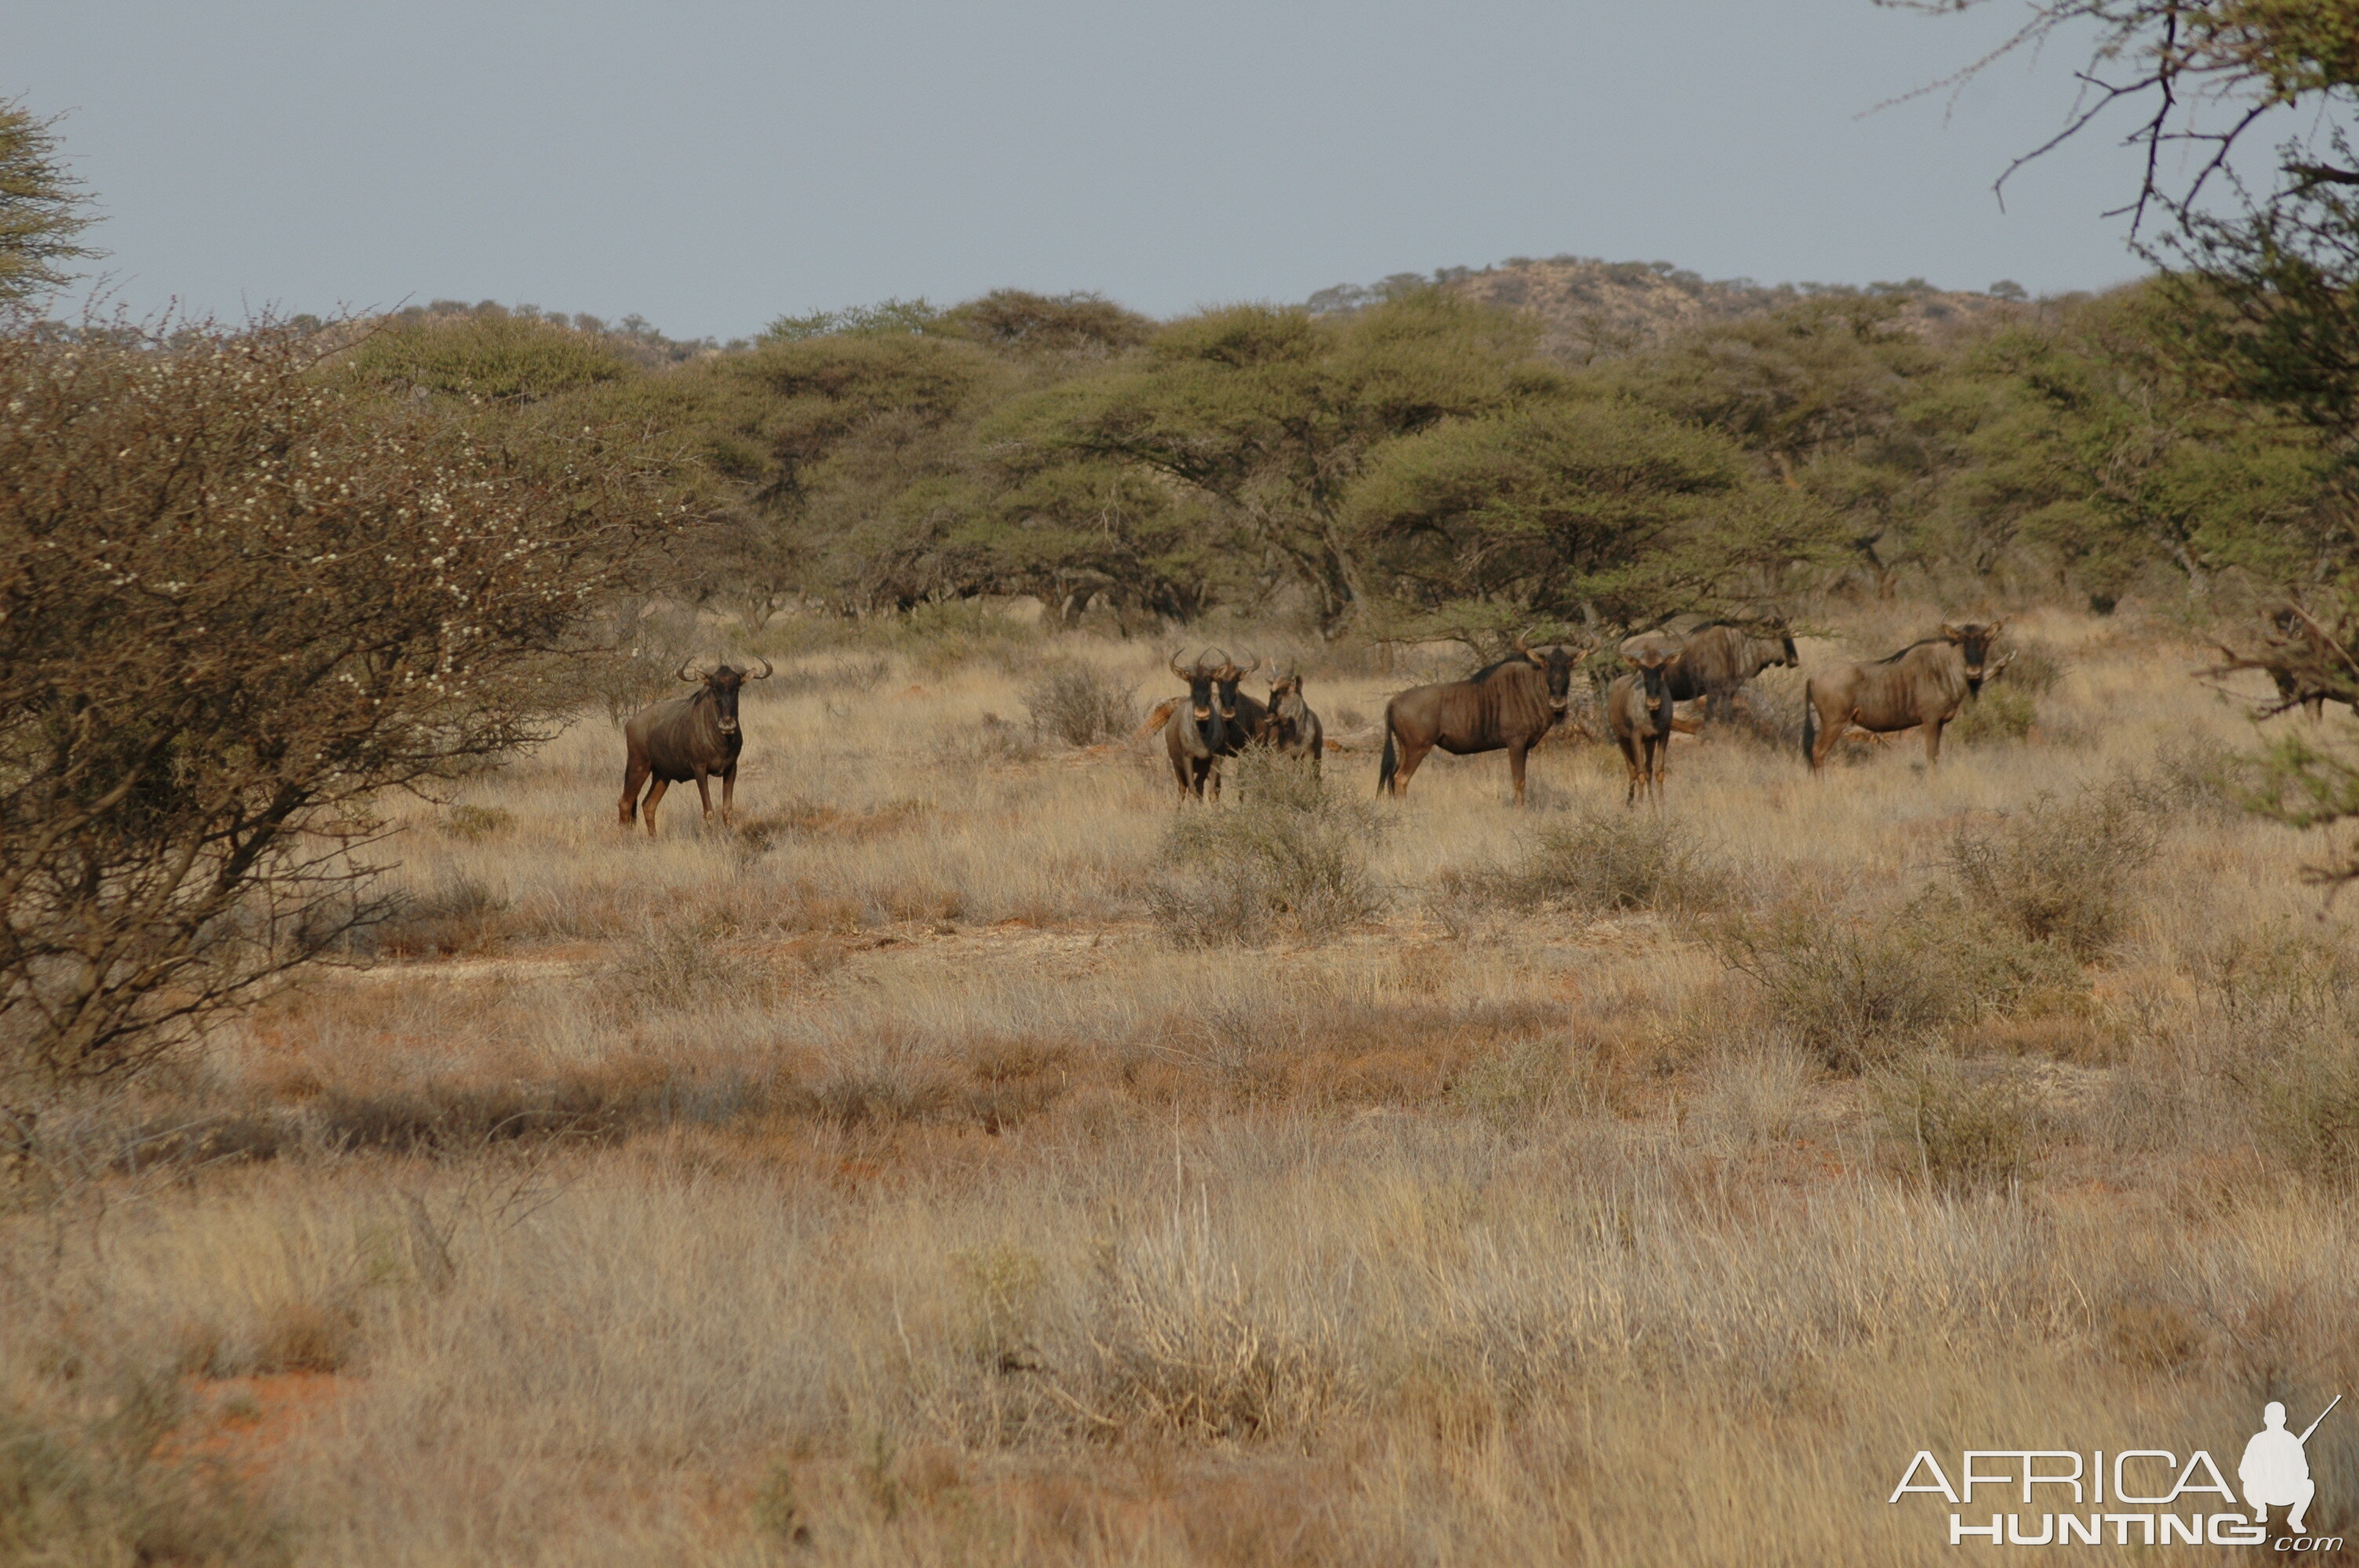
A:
[{"xmin": 0, "ymin": 321, "xmax": 677, "ymax": 1106}]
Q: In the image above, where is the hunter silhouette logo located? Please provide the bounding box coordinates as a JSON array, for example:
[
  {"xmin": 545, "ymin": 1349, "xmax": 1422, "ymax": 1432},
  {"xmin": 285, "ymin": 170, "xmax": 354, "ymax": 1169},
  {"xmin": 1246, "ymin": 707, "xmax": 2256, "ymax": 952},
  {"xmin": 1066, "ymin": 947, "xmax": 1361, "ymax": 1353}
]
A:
[
  {"xmin": 1888, "ymin": 1396, "xmax": 2344, "ymax": 1549},
  {"xmin": 2243, "ymin": 1397, "xmax": 2339, "ymax": 1536}
]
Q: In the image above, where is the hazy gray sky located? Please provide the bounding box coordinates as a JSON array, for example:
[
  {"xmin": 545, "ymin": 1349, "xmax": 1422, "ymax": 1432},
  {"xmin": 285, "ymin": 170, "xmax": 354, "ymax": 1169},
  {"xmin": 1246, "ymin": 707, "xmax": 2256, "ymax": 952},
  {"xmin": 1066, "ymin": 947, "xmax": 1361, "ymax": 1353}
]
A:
[{"xmin": 13, "ymin": 1, "xmax": 2156, "ymax": 339}]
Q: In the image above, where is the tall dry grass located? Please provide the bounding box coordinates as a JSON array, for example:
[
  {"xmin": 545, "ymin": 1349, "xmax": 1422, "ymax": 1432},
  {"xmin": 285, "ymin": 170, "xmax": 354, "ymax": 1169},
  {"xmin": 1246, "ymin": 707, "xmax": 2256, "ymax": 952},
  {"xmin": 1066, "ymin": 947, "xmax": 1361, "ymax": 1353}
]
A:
[{"xmin": 6, "ymin": 604, "xmax": 2359, "ymax": 1565}]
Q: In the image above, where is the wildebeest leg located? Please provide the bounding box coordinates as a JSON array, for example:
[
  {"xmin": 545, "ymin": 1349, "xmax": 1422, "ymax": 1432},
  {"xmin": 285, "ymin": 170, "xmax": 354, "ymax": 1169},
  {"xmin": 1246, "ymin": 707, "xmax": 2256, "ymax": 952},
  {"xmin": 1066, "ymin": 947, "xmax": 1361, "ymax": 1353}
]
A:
[
  {"xmin": 1647, "ymin": 735, "xmax": 1667, "ymax": 804},
  {"xmin": 620, "ymin": 757, "xmax": 649, "ymax": 827},
  {"xmin": 1207, "ymin": 758, "xmax": 1223, "ymax": 802},
  {"xmin": 721, "ymin": 762, "xmax": 736, "ymax": 826},
  {"xmin": 1619, "ymin": 734, "xmax": 1643, "ymax": 807},
  {"xmin": 642, "ymin": 778, "xmax": 671, "ymax": 837},
  {"xmin": 1390, "ymin": 738, "xmax": 1434, "ymax": 797},
  {"xmin": 693, "ymin": 767, "xmax": 716, "ymax": 822},
  {"xmin": 1508, "ymin": 741, "xmax": 1530, "ymax": 807},
  {"xmin": 1924, "ymin": 717, "xmax": 1946, "ymax": 766},
  {"xmin": 1172, "ymin": 752, "xmax": 1192, "ymax": 804},
  {"xmin": 1806, "ymin": 694, "xmax": 1845, "ymax": 771}
]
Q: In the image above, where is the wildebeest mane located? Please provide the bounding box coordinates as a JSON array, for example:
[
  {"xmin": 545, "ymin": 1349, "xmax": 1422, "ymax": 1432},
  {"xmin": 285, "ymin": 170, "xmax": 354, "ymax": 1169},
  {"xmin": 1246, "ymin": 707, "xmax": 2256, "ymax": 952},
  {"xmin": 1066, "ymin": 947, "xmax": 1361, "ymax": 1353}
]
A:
[{"xmin": 1467, "ymin": 654, "xmax": 1535, "ymax": 683}]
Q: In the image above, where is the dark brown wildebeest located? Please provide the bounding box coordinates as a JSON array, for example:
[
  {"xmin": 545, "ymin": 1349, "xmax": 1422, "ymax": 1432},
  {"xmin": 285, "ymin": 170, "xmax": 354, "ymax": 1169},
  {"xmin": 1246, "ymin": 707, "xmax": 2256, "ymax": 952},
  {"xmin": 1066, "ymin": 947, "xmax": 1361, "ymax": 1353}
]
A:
[
  {"xmin": 1267, "ymin": 667, "xmax": 1324, "ymax": 773},
  {"xmin": 1161, "ymin": 650, "xmax": 1230, "ymax": 802},
  {"xmin": 619, "ymin": 658, "xmax": 773, "ymax": 834},
  {"xmin": 1802, "ymin": 621, "xmax": 2007, "ymax": 771},
  {"xmin": 1608, "ymin": 638, "xmax": 1678, "ymax": 807},
  {"xmin": 1206, "ymin": 652, "xmax": 1268, "ymax": 764},
  {"xmin": 1663, "ymin": 622, "xmax": 1800, "ymax": 724},
  {"xmin": 1377, "ymin": 638, "xmax": 1580, "ymax": 806}
]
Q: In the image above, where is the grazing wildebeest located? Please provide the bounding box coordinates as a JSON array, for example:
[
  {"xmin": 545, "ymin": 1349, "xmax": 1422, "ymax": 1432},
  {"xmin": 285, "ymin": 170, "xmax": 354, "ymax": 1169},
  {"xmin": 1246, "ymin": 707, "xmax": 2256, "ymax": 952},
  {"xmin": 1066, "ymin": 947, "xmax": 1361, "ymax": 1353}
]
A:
[
  {"xmin": 1266, "ymin": 667, "xmax": 1324, "ymax": 773},
  {"xmin": 619, "ymin": 658, "xmax": 773, "ymax": 834},
  {"xmin": 1801, "ymin": 621, "xmax": 2006, "ymax": 771},
  {"xmin": 1377, "ymin": 638, "xmax": 1580, "ymax": 806},
  {"xmin": 1663, "ymin": 622, "xmax": 1800, "ymax": 724},
  {"xmin": 1608, "ymin": 640, "xmax": 1677, "ymax": 807},
  {"xmin": 1161, "ymin": 650, "xmax": 1229, "ymax": 802}
]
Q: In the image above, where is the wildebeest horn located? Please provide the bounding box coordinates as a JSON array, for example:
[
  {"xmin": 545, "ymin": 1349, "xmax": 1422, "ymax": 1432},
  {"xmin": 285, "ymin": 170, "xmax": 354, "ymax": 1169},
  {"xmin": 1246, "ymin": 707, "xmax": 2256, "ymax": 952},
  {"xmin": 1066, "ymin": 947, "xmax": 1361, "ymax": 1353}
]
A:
[
  {"xmin": 1169, "ymin": 649, "xmax": 1193, "ymax": 680},
  {"xmin": 674, "ymin": 659, "xmax": 702, "ymax": 682},
  {"xmin": 1238, "ymin": 653, "xmax": 1261, "ymax": 677},
  {"xmin": 746, "ymin": 656, "xmax": 774, "ymax": 680}
]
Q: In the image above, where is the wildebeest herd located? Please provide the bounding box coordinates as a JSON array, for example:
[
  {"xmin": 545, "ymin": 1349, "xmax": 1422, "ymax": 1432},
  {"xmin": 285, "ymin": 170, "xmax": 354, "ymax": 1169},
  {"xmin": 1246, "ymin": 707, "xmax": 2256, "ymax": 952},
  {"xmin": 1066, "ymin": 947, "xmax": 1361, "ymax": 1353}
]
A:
[{"xmin": 619, "ymin": 622, "xmax": 2012, "ymax": 831}]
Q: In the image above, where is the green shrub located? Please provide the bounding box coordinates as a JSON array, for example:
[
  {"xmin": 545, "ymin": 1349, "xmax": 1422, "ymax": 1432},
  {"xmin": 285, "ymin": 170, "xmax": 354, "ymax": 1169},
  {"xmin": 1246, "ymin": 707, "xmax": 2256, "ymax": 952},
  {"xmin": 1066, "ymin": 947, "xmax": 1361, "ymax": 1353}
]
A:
[
  {"xmin": 1454, "ymin": 811, "xmax": 1732, "ymax": 916},
  {"xmin": 347, "ymin": 312, "xmax": 638, "ymax": 401},
  {"xmin": 1948, "ymin": 788, "xmax": 2162, "ymax": 962},
  {"xmin": 1147, "ymin": 753, "xmax": 1386, "ymax": 946},
  {"xmin": 1715, "ymin": 894, "xmax": 2078, "ymax": 1073},
  {"xmin": 1022, "ymin": 660, "xmax": 1136, "ymax": 747},
  {"xmin": 1950, "ymin": 683, "xmax": 2037, "ymax": 746}
]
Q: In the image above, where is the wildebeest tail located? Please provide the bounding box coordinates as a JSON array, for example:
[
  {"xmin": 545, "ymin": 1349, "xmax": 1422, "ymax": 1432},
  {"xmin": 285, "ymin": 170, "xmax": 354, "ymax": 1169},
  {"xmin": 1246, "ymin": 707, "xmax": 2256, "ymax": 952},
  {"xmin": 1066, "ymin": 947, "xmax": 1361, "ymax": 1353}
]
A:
[
  {"xmin": 1377, "ymin": 703, "xmax": 1398, "ymax": 796},
  {"xmin": 1801, "ymin": 680, "xmax": 1816, "ymax": 762}
]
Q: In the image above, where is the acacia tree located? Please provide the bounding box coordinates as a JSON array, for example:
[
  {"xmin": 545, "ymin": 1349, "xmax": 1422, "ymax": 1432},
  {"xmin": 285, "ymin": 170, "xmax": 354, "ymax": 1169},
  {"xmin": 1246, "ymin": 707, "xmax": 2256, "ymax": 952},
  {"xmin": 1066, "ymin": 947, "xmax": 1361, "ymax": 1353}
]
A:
[
  {"xmin": 1339, "ymin": 397, "xmax": 1781, "ymax": 630},
  {"xmin": 0, "ymin": 100, "xmax": 99, "ymax": 311},
  {"xmin": 1049, "ymin": 292, "xmax": 1546, "ymax": 632},
  {"xmin": 0, "ymin": 322, "xmax": 675, "ymax": 1123},
  {"xmin": 1899, "ymin": 0, "xmax": 2359, "ymax": 876}
]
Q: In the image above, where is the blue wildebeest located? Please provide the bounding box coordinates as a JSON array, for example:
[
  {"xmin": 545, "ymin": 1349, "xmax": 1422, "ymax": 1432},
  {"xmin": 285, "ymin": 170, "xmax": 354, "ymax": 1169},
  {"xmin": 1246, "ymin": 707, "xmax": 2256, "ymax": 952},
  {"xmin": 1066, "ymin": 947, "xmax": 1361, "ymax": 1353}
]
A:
[
  {"xmin": 1608, "ymin": 639, "xmax": 1678, "ymax": 807},
  {"xmin": 1206, "ymin": 651, "xmax": 1267, "ymax": 766},
  {"xmin": 1377, "ymin": 638, "xmax": 1581, "ymax": 806},
  {"xmin": 1802, "ymin": 621, "xmax": 2008, "ymax": 771},
  {"xmin": 618, "ymin": 658, "xmax": 772, "ymax": 834},
  {"xmin": 1663, "ymin": 622, "xmax": 1800, "ymax": 724},
  {"xmin": 1266, "ymin": 666, "xmax": 1324, "ymax": 773},
  {"xmin": 1162, "ymin": 650, "xmax": 1230, "ymax": 802}
]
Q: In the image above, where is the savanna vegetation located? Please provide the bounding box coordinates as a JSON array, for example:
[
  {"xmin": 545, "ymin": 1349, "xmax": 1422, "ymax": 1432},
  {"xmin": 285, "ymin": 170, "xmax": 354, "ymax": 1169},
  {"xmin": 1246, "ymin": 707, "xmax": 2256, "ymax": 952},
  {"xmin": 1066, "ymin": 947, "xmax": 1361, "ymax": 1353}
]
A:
[{"xmin": 9, "ymin": 8, "xmax": 2359, "ymax": 1559}]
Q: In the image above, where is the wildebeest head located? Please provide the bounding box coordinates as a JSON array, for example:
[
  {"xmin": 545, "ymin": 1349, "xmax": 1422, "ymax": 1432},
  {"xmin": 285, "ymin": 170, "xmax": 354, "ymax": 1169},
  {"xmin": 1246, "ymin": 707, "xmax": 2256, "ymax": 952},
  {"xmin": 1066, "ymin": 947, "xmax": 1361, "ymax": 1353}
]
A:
[
  {"xmin": 1210, "ymin": 650, "xmax": 1261, "ymax": 721},
  {"xmin": 1169, "ymin": 649, "xmax": 1221, "ymax": 726},
  {"xmin": 678, "ymin": 656, "xmax": 772, "ymax": 737},
  {"xmin": 1772, "ymin": 628, "xmax": 1799, "ymax": 668},
  {"xmin": 1268, "ymin": 666, "xmax": 1303, "ymax": 707},
  {"xmin": 1939, "ymin": 620, "xmax": 2003, "ymax": 695},
  {"xmin": 1514, "ymin": 635, "xmax": 1580, "ymax": 716},
  {"xmin": 1625, "ymin": 642, "xmax": 1674, "ymax": 713}
]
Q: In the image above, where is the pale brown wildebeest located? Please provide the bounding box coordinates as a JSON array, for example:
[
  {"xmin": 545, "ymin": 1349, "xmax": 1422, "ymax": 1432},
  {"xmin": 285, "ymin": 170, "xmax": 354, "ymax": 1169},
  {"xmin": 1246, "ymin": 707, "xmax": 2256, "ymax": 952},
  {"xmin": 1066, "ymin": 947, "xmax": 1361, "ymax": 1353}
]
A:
[
  {"xmin": 619, "ymin": 658, "xmax": 773, "ymax": 834},
  {"xmin": 1663, "ymin": 622, "xmax": 1800, "ymax": 724},
  {"xmin": 1161, "ymin": 650, "xmax": 1230, "ymax": 802},
  {"xmin": 1378, "ymin": 638, "xmax": 1580, "ymax": 806},
  {"xmin": 1801, "ymin": 622, "xmax": 2007, "ymax": 771},
  {"xmin": 1608, "ymin": 640, "xmax": 1677, "ymax": 806},
  {"xmin": 1266, "ymin": 667, "xmax": 1324, "ymax": 773}
]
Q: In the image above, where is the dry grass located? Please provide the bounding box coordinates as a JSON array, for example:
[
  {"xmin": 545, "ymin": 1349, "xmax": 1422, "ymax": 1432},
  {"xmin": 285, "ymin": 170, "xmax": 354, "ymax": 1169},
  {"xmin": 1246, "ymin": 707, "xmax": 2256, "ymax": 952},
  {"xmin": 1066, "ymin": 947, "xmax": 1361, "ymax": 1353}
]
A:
[{"xmin": 7, "ymin": 604, "xmax": 2359, "ymax": 1565}]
